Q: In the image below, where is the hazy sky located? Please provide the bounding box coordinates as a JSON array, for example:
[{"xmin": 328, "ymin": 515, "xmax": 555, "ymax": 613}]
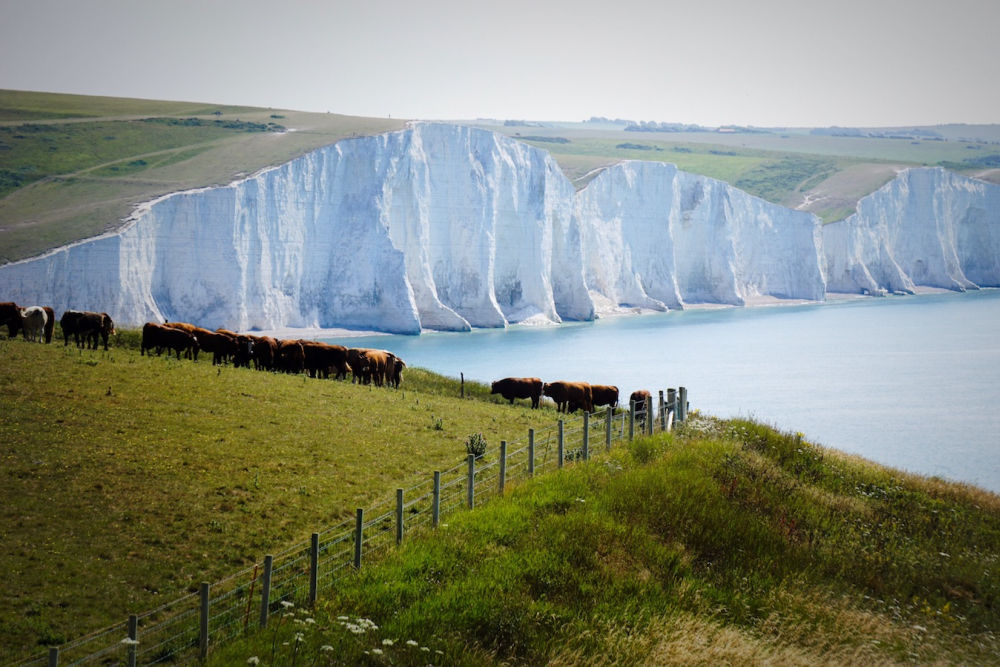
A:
[{"xmin": 1, "ymin": 0, "xmax": 997, "ymax": 127}]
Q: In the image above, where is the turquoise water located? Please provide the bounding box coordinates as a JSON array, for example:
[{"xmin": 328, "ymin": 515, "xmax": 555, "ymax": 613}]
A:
[{"xmin": 325, "ymin": 290, "xmax": 1000, "ymax": 494}]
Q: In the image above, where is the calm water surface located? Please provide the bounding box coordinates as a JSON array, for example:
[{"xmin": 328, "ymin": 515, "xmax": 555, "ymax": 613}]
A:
[{"xmin": 325, "ymin": 290, "xmax": 1000, "ymax": 494}]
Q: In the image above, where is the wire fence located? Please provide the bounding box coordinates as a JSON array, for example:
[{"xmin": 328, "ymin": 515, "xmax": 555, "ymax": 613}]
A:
[{"xmin": 13, "ymin": 389, "xmax": 687, "ymax": 666}]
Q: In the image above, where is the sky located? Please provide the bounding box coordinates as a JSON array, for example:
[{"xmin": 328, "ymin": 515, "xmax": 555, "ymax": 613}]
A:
[{"xmin": 1, "ymin": 0, "xmax": 997, "ymax": 128}]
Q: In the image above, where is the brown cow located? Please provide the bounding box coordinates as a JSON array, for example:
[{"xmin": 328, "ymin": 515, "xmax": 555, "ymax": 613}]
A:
[
  {"xmin": 77, "ymin": 312, "xmax": 115, "ymax": 350},
  {"xmin": 590, "ymin": 384, "xmax": 619, "ymax": 410},
  {"xmin": 248, "ymin": 335, "xmax": 277, "ymax": 371},
  {"xmin": 346, "ymin": 348, "xmax": 370, "ymax": 384},
  {"xmin": 163, "ymin": 322, "xmax": 200, "ymax": 359},
  {"xmin": 543, "ymin": 381, "xmax": 594, "ymax": 414},
  {"xmin": 628, "ymin": 390, "xmax": 651, "ymax": 409},
  {"xmin": 388, "ymin": 354, "xmax": 405, "ymax": 388},
  {"xmin": 42, "ymin": 306, "xmax": 55, "ymax": 344},
  {"xmin": 361, "ymin": 349, "xmax": 392, "ymax": 387},
  {"xmin": 1, "ymin": 302, "xmax": 22, "ymax": 338},
  {"xmin": 141, "ymin": 322, "xmax": 198, "ymax": 359},
  {"xmin": 301, "ymin": 341, "xmax": 351, "ymax": 379},
  {"xmin": 491, "ymin": 377, "xmax": 543, "ymax": 408},
  {"xmin": 276, "ymin": 339, "xmax": 305, "ymax": 374},
  {"xmin": 194, "ymin": 327, "xmax": 238, "ymax": 365}
]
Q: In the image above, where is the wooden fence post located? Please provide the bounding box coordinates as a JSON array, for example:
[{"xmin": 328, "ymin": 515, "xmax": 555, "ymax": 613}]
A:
[
  {"xmin": 557, "ymin": 419, "xmax": 565, "ymax": 468},
  {"xmin": 659, "ymin": 390, "xmax": 666, "ymax": 432},
  {"xmin": 583, "ymin": 411, "xmax": 590, "ymax": 461},
  {"xmin": 460, "ymin": 372, "xmax": 465, "ymax": 398},
  {"xmin": 499, "ymin": 440, "xmax": 507, "ymax": 494},
  {"xmin": 199, "ymin": 582, "xmax": 210, "ymax": 660},
  {"xmin": 127, "ymin": 614, "xmax": 138, "ymax": 667},
  {"xmin": 606, "ymin": 405, "xmax": 613, "ymax": 450},
  {"xmin": 259, "ymin": 556, "xmax": 273, "ymax": 628},
  {"xmin": 48, "ymin": 647, "xmax": 58, "ymax": 667},
  {"xmin": 629, "ymin": 400, "xmax": 635, "ymax": 441},
  {"xmin": 309, "ymin": 533, "xmax": 319, "ymax": 606},
  {"xmin": 646, "ymin": 395, "xmax": 654, "ymax": 435},
  {"xmin": 353, "ymin": 510, "xmax": 364, "ymax": 570},
  {"xmin": 679, "ymin": 386, "xmax": 688, "ymax": 421},
  {"xmin": 528, "ymin": 428, "xmax": 535, "ymax": 476},
  {"xmin": 667, "ymin": 388, "xmax": 676, "ymax": 418},
  {"xmin": 396, "ymin": 488, "xmax": 404, "ymax": 545},
  {"xmin": 432, "ymin": 471, "xmax": 441, "ymax": 528},
  {"xmin": 467, "ymin": 454, "xmax": 475, "ymax": 509}
]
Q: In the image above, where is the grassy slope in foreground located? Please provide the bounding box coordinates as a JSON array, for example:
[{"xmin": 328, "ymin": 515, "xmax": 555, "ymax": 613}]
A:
[
  {"xmin": 0, "ymin": 335, "xmax": 560, "ymax": 659},
  {"xmin": 0, "ymin": 89, "xmax": 405, "ymax": 263},
  {"xmin": 211, "ymin": 419, "xmax": 1000, "ymax": 666}
]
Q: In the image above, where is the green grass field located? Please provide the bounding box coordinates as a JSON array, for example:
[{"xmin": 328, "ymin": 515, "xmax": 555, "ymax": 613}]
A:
[
  {"xmin": 0, "ymin": 334, "xmax": 559, "ymax": 659},
  {"xmin": 0, "ymin": 90, "xmax": 405, "ymax": 263},
  {"xmin": 208, "ymin": 418, "xmax": 1000, "ymax": 665},
  {"xmin": 4, "ymin": 334, "xmax": 999, "ymax": 664}
]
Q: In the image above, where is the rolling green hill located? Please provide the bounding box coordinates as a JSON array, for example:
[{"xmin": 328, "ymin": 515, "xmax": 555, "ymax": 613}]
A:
[
  {"xmin": 0, "ymin": 90, "xmax": 405, "ymax": 264},
  {"xmin": 3, "ymin": 335, "xmax": 998, "ymax": 664}
]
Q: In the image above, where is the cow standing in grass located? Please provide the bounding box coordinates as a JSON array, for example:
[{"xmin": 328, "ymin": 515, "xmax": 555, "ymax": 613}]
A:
[
  {"xmin": 491, "ymin": 377, "xmax": 543, "ymax": 408},
  {"xmin": 18, "ymin": 306, "xmax": 47, "ymax": 343}
]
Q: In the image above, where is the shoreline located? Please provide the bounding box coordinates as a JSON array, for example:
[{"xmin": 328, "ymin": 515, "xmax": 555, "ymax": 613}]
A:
[{"xmin": 241, "ymin": 287, "xmax": 988, "ymax": 340}]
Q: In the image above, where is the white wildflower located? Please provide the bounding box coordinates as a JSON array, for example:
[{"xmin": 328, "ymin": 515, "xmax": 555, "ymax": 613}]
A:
[
  {"xmin": 320, "ymin": 645, "xmax": 334, "ymax": 652},
  {"xmin": 120, "ymin": 638, "xmax": 139, "ymax": 646},
  {"xmin": 382, "ymin": 638, "xmax": 394, "ymax": 646},
  {"xmin": 406, "ymin": 639, "xmax": 418, "ymax": 646},
  {"xmin": 371, "ymin": 648, "xmax": 384, "ymax": 655},
  {"xmin": 280, "ymin": 600, "xmax": 295, "ymax": 609},
  {"xmin": 247, "ymin": 658, "xmax": 260, "ymax": 666}
]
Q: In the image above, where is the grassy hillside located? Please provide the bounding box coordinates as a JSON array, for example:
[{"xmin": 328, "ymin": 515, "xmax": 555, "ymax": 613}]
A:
[
  {"xmin": 209, "ymin": 418, "xmax": 1000, "ymax": 665},
  {"xmin": 4, "ymin": 334, "xmax": 999, "ymax": 664},
  {"xmin": 0, "ymin": 90, "xmax": 405, "ymax": 263},
  {"xmin": 0, "ymin": 334, "xmax": 560, "ymax": 659}
]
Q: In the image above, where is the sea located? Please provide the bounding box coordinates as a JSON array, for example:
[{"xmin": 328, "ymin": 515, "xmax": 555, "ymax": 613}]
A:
[{"xmin": 324, "ymin": 289, "xmax": 1000, "ymax": 494}]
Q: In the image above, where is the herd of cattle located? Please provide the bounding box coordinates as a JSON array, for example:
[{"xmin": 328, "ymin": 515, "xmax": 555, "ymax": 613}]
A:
[
  {"xmin": 1, "ymin": 302, "xmax": 115, "ymax": 349},
  {"xmin": 490, "ymin": 376, "xmax": 651, "ymax": 415},
  {"xmin": 138, "ymin": 321, "xmax": 405, "ymax": 387},
  {"xmin": 3, "ymin": 301, "xmax": 651, "ymax": 412},
  {"xmin": 0, "ymin": 301, "xmax": 405, "ymax": 388}
]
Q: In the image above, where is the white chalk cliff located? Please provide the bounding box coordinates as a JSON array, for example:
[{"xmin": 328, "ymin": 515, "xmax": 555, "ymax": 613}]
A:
[
  {"xmin": 0, "ymin": 124, "xmax": 997, "ymax": 333},
  {"xmin": 822, "ymin": 167, "xmax": 1000, "ymax": 294}
]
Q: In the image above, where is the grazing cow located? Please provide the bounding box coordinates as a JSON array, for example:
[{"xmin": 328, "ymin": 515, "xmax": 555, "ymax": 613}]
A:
[
  {"xmin": 388, "ymin": 354, "xmax": 405, "ymax": 388},
  {"xmin": 276, "ymin": 339, "xmax": 305, "ymax": 374},
  {"xmin": 19, "ymin": 306, "xmax": 47, "ymax": 342},
  {"xmin": 629, "ymin": 390, "xmax": 652, "ymax": 428},
  {"xmin": 76, "ymin": 312, "xmax": 115, "ymax": 350},
  {"xmin": 163, "ymin": 322, "xmax": 200, "ymax": 359},
  {"xmin": 346, "ymin": 348, "xmax": 370, "ymax": 384},
  {"xmin": 233, "ymin": 335, "xmax": 255, "ymax": 369},
  {"xmin": 42, "ymin": 306, "xmax": 55, "ymax": 344},
  {"xmin": 141, "ymin": 322, "xmax": 199, "ymax": 359},
  {"xmin": 362, "ymin": 349, "xmax": 392, "ymax": 387},
  {"xmin": 60, "ymin": 310, "xmax": 85, "ymax": 346},
  {"xmin": 543, "ymin": 381, "xmax": 594, "ymax": 414},
  {"xmin": 628, "ymin": 390, "xmax": 651, "ymax": 409},
  {"xmin": 248, "ymin": 335, "xmax": 277, "ymax": 371},
  {"xmin": 1, "ymin": 302, "xmax": 22, "ymax": 338},
  {"xmin": 490, "ymin": 377, "xmax": 543, "ymax": 408},
  {"xmin": 300, "ymin": 341, "xmax": 351, "ymax": 379},
  {"xmin": 590, "ymin": 384, "xmax": 619, "ymax": 410},
  {"xmin": 203, "ymin": 329, "xmax": 239, "ymax": 365}
]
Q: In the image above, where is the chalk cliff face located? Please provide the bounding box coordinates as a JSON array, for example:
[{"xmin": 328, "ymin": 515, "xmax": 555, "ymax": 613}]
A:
[
  {"xmin": 822, "ymin": 167, "xmax": 1000, "ymax": 294},
  {"xmin": 577, "ymin": 160, "xmax": 826, "ymax": 311},
  {"xmin": 0, "ymin": 125, "xmax": 995, "ymax": 334}
]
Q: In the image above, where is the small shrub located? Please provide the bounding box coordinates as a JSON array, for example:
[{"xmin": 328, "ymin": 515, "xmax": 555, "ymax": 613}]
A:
[{"xmin": 465, "ymin": 432, "xmax": 487, "ymax": 459}]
